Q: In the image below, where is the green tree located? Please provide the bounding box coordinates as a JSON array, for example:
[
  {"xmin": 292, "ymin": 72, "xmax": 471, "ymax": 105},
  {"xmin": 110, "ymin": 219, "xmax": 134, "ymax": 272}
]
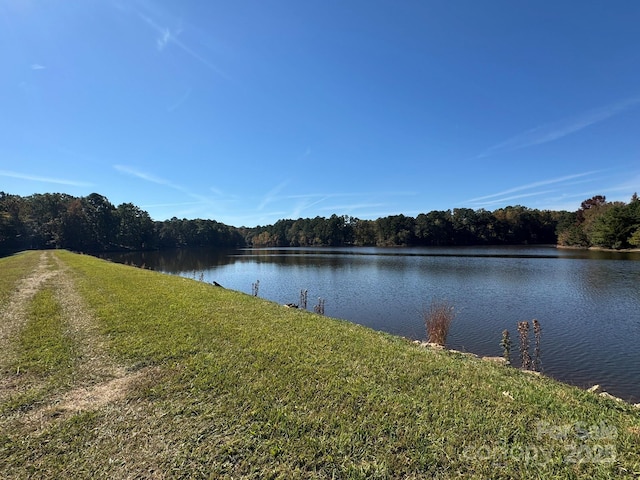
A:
[
  {"xmin": 59, "ymin": 199, "xmax": 91, "ymax": 251},
  {"xmin": 452, "ymin": 208, "xmax": 479, "ymax": 245},
  {"xmin": 415, "ymin": 211, "xmax": 453, "ymax": 246},
  {"xmin": 557, "ymin": 224, "xmax": 589, "ymax": 247},
  {"xmin": 81, "ymin": 193, "xmax": 116, "ymax": 250},
  {"xmin": 588, "ymin": 194, "xmax": 640, "ymax": 249},
  {"xmin": 0, "ymin": 193, "xmax": 24, "ymax": 252},
  {"xmin": 589, "ymin": 203, "xmax": 635, "ymax": 249},
  {"xmin": 25, "ymin": 193, "xmax": 73, "ymax": 248},
  {"xmin": 577, "ymin": 195, "xmax": 607, "ymax": 223},
  {"xmin": 352, "ymin": 218, "xmax": 376, "ymax": 246},
  {"xmin": 115, "ymin": 203, "xmax": 155, "ymax": 249},
  {"xmin": 326, "ymin": 214, "xmax": 350, "ymax": 246},
  {"xmin": 375, "ymin": 214, "xmax": 416, "ymax": 246}
]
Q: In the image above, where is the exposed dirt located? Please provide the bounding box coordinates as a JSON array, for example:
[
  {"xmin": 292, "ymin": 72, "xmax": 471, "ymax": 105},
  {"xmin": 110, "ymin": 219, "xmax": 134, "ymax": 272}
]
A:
[
  {"xmin": 0, "ymin": 251, "xmax": 144, "ymax": 428},
  {"xmin": 25, "ymin": 367, "xmax": 156, "ymax": 428},
  {"xmin": 0, "ymin": 252, "xmax": 57, "ymax": 359},
  {"xmin": 0, "ymin": 252, "xmax": 59, "ymax": 398},
  {"xmin": 50, "ymin": 253, "xmax": 126, "ymax": 383}
]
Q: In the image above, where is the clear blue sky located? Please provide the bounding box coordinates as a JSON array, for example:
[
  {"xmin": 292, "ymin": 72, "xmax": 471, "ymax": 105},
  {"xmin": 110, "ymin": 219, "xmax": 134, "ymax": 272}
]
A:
[{"xmin": 2, "ymin": 1, "xmax": 639, "ymax": 227}]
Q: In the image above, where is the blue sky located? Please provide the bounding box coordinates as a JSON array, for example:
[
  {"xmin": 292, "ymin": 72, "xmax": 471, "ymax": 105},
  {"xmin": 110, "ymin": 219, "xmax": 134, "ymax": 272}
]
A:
[{"xmin": 1, "ymin": 1, "xmax": 639, "ymax": 227}]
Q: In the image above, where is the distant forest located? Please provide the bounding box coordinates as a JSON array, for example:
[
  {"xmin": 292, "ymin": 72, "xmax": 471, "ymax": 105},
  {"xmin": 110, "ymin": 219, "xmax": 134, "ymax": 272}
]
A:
[{"xmin": 1, "ymin": 191, "xmax": 639, "ymax": 254}]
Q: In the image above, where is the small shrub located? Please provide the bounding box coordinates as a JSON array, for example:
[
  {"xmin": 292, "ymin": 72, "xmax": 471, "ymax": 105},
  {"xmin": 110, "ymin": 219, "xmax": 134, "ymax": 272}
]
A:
[{"xmin": 423, "ymin": 300, "xmax": 455, "ymax": 346}]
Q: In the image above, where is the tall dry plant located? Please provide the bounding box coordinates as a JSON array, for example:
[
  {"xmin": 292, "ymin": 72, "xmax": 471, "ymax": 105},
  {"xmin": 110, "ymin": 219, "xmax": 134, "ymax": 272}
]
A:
[
  {"xmin": 517, "ymin": 321, "xmax": 532, "ymax": 370},
  {"xmin": 314, "ymin": 298, "xmax": 325, "ymax": 315},
  {"xmin": 500, "ymin": 329, "xmax": 512, "ymax": 364},
  {"xmin": 423, "ymin": 300, "xmax": 456, "ymax": 346},
  {"xmin": 532, "ymin": 319, "xmax": 542, "ymax": 371}
]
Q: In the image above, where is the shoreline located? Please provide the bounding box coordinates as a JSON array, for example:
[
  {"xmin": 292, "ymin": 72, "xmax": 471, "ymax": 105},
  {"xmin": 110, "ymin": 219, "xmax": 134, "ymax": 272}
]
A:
[
  {"xmin": 556, "ymin": 244, "xmax": 640, "ymax": 253},
  {"xmin": 412, "ymin": 340, "xmax": 640, "ymax": 407}
]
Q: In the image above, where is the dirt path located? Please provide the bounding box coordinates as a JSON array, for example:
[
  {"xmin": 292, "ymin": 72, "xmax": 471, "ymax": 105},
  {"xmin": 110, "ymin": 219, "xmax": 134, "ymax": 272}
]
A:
[
  {"xmin": 0, "ymin": 252, "xmax": 57, "ymax": 363},
  {"xmin": 50, "ymin": 253, "xmax": 126, "ymax": 383},
  {"xmin": 0, "ymin": 252, "xmax": 59, "ymax": 396},
  {"xmin": 0, "ymin": 251, "xmax": 152, "ymax": 427}
]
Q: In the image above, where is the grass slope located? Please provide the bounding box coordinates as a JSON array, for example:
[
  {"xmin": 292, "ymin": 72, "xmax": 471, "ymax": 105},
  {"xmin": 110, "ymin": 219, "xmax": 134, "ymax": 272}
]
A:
[{"xmin": 0, "ymin": 250, "xmax": 638, "ymax": 479}]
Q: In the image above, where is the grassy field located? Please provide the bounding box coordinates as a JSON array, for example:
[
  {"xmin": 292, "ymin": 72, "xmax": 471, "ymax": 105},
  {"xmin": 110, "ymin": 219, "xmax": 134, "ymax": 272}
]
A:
[{"xmin": 0, "ymin": 250, "xmax": 639, "ymax": 479}]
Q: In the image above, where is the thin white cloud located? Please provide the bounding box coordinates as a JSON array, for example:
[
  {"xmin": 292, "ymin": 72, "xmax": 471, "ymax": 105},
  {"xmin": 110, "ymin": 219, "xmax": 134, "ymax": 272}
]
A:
[
  {"xmin": 30, "ymin": 64, "xmax": 46, "ymax": 70},
  {"xmin": 141, "ymin": 201, "xmax": 201, "ymax": 208},
  {"xmin": 290, "ymin": 196, "xmax": 330, "ymax": 218},
  {"xmin": 137, "ymin": 13, "xmax": 227, "ymax": 77},
  {"xmin": 533, "ymin": 189, "xmax": 623, "ymax": 212},
  {"xmin": 479, "ymin": 96, "xmax": 640, "ymax": 158},
  {"xmin": 157, "ymin": 27, "xmax": 171, "ymax": 51},
  {"xmin": 297, "ymin": 148, "xmax": 312, "ymax": 161},
  {"xmin": 286, "ymin": 191, "xmax": 416, "ymax": 200},
  {"xmin": 282, "ymin": 191, "xmax": 417, "ymax": 218},
  {"xmin": 318, "ymin": 203, "xmax": 386, "ymax": 212},
  {"xmin": 0, "ymin": 170, "xmax": 92, "ymax": 187},
  {"xmin": 258, "ymin": 180, "xmax": 290, "ymax": 210},
  {"xmin": 467, "ymin": 171, "xmax": 599, "ymax": 204},
  {"xmin": 609, "ymin": 171, "xmax": 640, "ymax": 195},
  {"xmin": 114, "ymin": 164, "xmax": 221, "ymax": 209},
  {"xmin": 467, "ymin": 190, "xmax": 557, "ymax": 208},
  {"xmin": 286, "ymin": 191, "xmax": 417, "ymax": 219},
  {"xmin": 467, "ymin": 169, "xmax": 640, "ymax": 211},
  {"xmin": 167, "ymin": 88, "xmax": 192, "ymax": 112},
  {"xmin": 114, "ymin": 164, "xmax": 183, "ymax": 190}
]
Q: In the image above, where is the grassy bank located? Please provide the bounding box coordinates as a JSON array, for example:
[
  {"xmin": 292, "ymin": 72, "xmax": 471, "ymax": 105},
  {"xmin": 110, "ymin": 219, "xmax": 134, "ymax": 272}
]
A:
[{"xmin": 0, "ymin": 251, "xmax": 639, "ymax": 478}]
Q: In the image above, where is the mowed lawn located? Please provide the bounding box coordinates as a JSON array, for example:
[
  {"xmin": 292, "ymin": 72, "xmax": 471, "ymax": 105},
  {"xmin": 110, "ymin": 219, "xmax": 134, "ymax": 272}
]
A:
[{"xmin": 0, "ymin": 250, "xmax": 639, "ymax": 479}]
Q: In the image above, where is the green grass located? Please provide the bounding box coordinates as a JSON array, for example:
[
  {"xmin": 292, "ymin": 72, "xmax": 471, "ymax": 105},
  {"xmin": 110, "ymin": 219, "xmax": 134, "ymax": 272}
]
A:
[
  {"xmin": 1, "ymin": 283, "xmax": 77, "ymax": 417},
  {"xmin": 1, "ymin": 250, "xmax": 639, "ymax": 478},
  {"xmin": 0, "ymin": 251, "xmax": 42, "ymax": 306},
  {"xmin": 16, "ymin": 289, "xmax": 75, "ymax": 377}
]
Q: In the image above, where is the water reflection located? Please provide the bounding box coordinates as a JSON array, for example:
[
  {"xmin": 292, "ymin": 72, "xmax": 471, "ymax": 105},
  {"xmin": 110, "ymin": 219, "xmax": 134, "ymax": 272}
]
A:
[{"xmin": 101, "ymin": 247, "xmax": 236, "ymax": 272}]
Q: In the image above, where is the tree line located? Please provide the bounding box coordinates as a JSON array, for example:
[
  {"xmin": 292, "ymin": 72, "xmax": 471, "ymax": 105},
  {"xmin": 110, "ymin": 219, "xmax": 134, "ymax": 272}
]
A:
[
  {"xmin": 2, "ymin": 191, "xmax": 638, "ymax": 254},
  {"xmin": 0, "ymin": 192, "xmax": 243, "ymax": 254},
  {"xmin": 241, "ymin": 207, "xmax": 564, "ymax": 247}
]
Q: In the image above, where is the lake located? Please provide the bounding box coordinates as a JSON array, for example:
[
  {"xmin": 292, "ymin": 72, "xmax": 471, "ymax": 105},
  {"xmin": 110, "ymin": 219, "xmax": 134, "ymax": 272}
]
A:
[{"xmin": 101, "ymin": 246, "xmax": 640, "ymax": 403}]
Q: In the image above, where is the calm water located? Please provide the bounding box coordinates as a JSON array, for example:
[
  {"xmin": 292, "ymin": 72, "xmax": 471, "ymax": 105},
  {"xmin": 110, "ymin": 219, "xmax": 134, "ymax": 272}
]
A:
[{"xmin": 102, "ymin": 246, "xmax": 640, "ymax": 403}]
